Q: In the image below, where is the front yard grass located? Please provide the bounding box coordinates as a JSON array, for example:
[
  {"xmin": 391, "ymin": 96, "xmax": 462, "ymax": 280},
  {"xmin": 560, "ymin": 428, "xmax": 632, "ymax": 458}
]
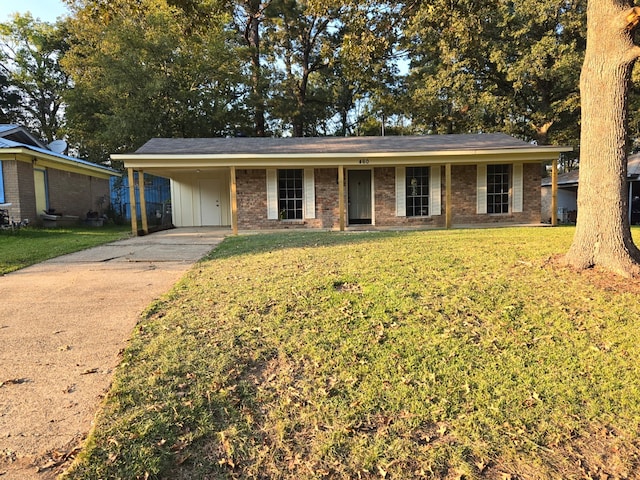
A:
[
  {"xmin": 0, "ymin": 225, "xmax": 130, "ymax": 275},
  {"xmin": 65, "ymin": 227, "xmax": 640, "ymax": 479}
]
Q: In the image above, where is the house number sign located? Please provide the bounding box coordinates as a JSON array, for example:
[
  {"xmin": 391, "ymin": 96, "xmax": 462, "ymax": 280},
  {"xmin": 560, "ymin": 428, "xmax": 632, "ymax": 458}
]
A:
[{"xmin": 358, "ymin": 158, "xmax": 370, "ymax": 164}]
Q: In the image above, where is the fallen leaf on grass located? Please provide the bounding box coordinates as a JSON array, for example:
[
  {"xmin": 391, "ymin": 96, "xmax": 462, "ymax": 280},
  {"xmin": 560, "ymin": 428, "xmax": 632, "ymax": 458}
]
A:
[
  {"xmin": 36, "ymin": 446, "xmax": 82, "ymax": 472},
  {"xmin": 0, "ymin": 378, "xmax": 28, "ymax": 388},
  {"xmin": 63, "ymin": 384, "xmax": 76, "ymax": 394}
]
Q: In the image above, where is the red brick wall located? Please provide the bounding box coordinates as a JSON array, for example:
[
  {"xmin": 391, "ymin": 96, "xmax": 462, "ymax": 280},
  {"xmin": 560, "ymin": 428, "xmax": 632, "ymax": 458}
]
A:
[
  {"xmin": 1, "ymin": 160, "xmax": 36, "ymax": 222},
  {"xmin": 47, "ymin": 169, "xmax": 110, "ymax": 218},
  {"xmin": 1, "ymin": 159, "xmax": 110, "ymax": 224},
  {"xmin": 450, "ymin": 163, "xmax": 541, "ymax": 226},
  {"xmin": 234, "ymin": 164, "xmax": 542, "ymax": 230},
  {"xmin": 236, "ymin": 168, "xmax": 342, "ymax": 230},
  {"xmin": 374, "ymin": 167, "xmax": 446, "ymax": 228},
  {"xmin": 310, "ymin": 168, "xmax": 340, "ymax": 229},
  {"xmin": 236, "ymin": 169, "xmax": 272, "ymax": 229}
]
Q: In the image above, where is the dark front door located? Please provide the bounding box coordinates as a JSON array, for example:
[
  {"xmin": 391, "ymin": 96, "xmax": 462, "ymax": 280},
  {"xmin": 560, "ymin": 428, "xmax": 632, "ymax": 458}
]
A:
[{"xmin": 348, "ymin": 170, "xmax": 372, "ymax": 225}]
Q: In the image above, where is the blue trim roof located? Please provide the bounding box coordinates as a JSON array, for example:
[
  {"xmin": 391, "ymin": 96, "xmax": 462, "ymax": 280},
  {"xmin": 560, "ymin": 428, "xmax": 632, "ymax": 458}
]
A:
[
  {"xmin": 0, "ymin": 129, "xmax": 119, "ymax": 176},
  {"xmin": 0, "ymin": 124, "xmax": 19, "ymax": 134}
]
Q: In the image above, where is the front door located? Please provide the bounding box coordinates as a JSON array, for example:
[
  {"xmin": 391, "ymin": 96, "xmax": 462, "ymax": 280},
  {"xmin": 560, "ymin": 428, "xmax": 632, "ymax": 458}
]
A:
[
  {"xmin": 348, "ymin": 170, "xmax": 372, "ymax": 225},
  {"xmin": 199, "ymin": 179, "xmax": 222, "ymax": 226}
]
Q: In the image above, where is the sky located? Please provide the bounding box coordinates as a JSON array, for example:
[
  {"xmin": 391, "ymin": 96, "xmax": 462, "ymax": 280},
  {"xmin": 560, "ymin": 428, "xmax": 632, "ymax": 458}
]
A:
[{"xmin": 0, "ymin": 0, "xmax": 69, "ymax": 23}]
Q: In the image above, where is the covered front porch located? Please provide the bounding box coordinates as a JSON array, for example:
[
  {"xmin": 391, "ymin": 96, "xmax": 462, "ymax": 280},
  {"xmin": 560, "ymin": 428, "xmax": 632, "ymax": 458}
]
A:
[{"xmin": 113, "ymin": 134, "xmax": 571, "ymax": 236}]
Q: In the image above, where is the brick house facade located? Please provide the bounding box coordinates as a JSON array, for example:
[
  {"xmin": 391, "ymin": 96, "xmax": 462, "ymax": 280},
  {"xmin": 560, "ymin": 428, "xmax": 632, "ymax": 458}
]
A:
[
  {"xmin": 231, "ymin": 163, "xmax": 542, "ymax": 231},
  {"xmin": 114, "ymin": 134, "xmax": 569, "ymax": 235},
  {"xmin": 1, "ymin": 125, "xmax": 119, "ymax": 225}
]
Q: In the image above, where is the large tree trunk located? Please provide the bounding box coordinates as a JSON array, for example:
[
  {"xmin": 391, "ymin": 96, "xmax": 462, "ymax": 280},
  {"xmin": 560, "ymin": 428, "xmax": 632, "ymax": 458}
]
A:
[{"xmin": 563, "ymin": 1, "xmax": 640, "ymax": 277}]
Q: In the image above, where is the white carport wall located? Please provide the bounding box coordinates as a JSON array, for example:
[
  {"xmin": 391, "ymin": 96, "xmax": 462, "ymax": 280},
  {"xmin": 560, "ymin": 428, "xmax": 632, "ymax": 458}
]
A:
[{"xmin": 170, "ymin": 172, "xmax": 231, "ymax": 227}]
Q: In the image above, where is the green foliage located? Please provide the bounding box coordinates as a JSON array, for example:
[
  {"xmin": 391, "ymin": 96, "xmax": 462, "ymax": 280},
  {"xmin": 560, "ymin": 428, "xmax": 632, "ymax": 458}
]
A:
[
  {"xmin": 0, "ymin": 226, "xmax": 130, "ymax": 274},
  {"xmin": 402, "ymin": 0, "xmax": 585, "ymax": 166},
  {"xmin": 0, "ymin": 13, "xmax": 71, "ymax": 142},
  {"xmin": 63, "ymin": 0, "xmax": 249, "ymax": 163},
  {"xmin": 1, "ymin": 0, "xmax": 601, "ymax": 155},
  {"xmin": 64, "ymin": 228, "xmax": 640, "ymax": 479},
  {"xmin": 0, "ymin": 70, "xmax": 21, "ymax": 124}
]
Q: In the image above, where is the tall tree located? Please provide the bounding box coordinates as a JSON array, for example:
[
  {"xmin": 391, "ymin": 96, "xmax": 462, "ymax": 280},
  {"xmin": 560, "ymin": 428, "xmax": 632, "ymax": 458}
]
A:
[
  {"xmin": 264, "ymin": 0, "xmax": 342, "ymax": 136},
  {"xmin": 0, "ymin": 71, "xmax": 21, "ymax": 124},
  {"xmin": 402, "ymin": 0, "xmax": 585, "ymax": 152},
  {"xmin": 563, "ymin": 1, "xmax": 640, "ymax": 276},
  {"xmin": 234, "ymin": 0, "xmax": 271, "ymax": 136},
  {"xmin": 0, "ymin": 14, "xmax": 70, "ymax": 142},
  {"xmin": 63, "ymin": 0, "xmax": 247, "ymax": 163},
  {"xmin": 333, "ymin": 1, "xmax": 404, "ymax": 136}
]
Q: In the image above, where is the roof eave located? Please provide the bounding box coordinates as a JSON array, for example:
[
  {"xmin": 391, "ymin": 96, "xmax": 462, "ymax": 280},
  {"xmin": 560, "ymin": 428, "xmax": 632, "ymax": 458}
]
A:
[
  {"xmin": 114, "ymin": 147, "xmax": 572, "ymax": 169},
  {"xmin": 1, "ymin": 147, "xmax": 121, "ymax": 178}
]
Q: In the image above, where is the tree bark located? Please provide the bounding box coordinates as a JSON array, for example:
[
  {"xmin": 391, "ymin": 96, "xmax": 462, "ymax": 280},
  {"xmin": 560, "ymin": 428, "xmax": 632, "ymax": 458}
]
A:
[{"xmin": 563, "ymin": 1, "xmax": 640, "ymax": 277}]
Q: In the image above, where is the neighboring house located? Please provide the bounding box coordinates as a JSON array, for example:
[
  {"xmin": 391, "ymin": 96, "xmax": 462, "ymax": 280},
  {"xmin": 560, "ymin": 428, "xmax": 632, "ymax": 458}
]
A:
[
  {"xmin": 112, "ymin": 133, "xmax": 571, "ymax": 235},
  {"xmin": 0, "ymin": 124, "xmax": 120, "ymax": 225},
  {"xmin": 541, "ymin": 154, "xmax": 640, "ymax": 225},
  {"xmin": 541, "ymin": 169, "xmax": 578, "ymax": 224}
]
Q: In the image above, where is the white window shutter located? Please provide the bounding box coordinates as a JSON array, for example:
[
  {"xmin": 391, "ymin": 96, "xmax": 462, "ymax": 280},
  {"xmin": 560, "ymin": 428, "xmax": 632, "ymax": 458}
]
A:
[
  {"xmin": 266, "ymin": 169, "xmax": 278, "ymax": 219},
  {"xmin": 430, "ymin": 165, "xmax": 442, "ymax": 216},
  {"xmin": 512, "ymin": 163, "xmax": 523, "ymax": 213},
  {"xmin": 477, "ymin": 164, "xmax": 487, "ymax": 214},
  {"xmin": 304, "ymin": 168, "xmax": 316, "ymax": 219},
  {"xmin": 396, "ymin": 167, "xmax": 406, "ymax": 217}
]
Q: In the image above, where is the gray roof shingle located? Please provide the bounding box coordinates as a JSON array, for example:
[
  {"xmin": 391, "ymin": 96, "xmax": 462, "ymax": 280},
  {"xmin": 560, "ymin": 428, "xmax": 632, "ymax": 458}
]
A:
[{"xmin": 135, "ymin": 133, "xmax": 545, "ymax": 155}]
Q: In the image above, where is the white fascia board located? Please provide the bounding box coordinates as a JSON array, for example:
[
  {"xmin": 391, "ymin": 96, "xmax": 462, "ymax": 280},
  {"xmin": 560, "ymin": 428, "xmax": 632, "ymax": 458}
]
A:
[
  {"xmin": 2, "ymin": 148, "xmax": 121, "ymax": 178},
  {"xmin": 113, "ymin": 147, "xmax": 572, "ymax": 170}
]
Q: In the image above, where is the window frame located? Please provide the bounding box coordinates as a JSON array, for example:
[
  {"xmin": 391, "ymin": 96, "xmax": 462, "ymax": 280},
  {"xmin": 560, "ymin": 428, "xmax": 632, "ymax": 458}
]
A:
[
  {"xmin": 277, "ymin": 168, "xmax": 304, "ymax": 220},
  {"xmin": 405, "ymin": 166, "xmax": 430, "ymax": 217},
  {"xmin": 486, "ymin": 164, "xmax": 511, "ymax": 214}
]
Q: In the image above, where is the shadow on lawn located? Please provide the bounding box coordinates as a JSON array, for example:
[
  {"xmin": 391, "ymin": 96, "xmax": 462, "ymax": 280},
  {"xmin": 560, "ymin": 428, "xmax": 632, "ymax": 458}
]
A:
[{"xmin": 204, "ymin": 230, "xmax": 420, "ymax": 260}]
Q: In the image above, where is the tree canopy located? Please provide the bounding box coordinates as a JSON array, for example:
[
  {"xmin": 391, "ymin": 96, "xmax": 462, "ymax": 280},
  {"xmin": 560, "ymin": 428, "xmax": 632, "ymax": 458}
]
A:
[
  {"xmin": 61, "ymin": 0, "xmax": 246, "ymax": 162},
  {"xmin": 0, "ymin": 0, "xmax": 621, "ymax": 167},
  {"xmin": 0, "ymin": 13, "xmax": 71, "ymax": 143}
]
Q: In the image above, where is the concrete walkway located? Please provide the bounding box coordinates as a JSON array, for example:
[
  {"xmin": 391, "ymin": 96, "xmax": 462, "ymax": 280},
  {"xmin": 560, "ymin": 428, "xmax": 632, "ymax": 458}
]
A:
[{"xmin": 0, "ymin": 228, "xmax": 227, "ymax": 479}]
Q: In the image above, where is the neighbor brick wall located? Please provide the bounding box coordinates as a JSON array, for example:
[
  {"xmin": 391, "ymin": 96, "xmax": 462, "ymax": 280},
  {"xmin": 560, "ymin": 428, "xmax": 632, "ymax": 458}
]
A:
[
  {"xmin": 47, "ymin": 169, "xmax": 110, "ymax": 218},
  {"xmin": 2, "ymin": 160, "xmax": 22, "ymax": 220},
  {"xmin": 1, "ymin": 160, "xmax": 37, "ymax": 222}
]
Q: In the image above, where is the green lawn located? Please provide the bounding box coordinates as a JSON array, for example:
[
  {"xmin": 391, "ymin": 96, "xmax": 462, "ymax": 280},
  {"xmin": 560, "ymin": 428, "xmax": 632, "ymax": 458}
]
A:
[
  {"xmin": 64, "ymin": 227, "xmax": 640, "ymax": 479},
  {"xmin": 0, "ymin": 226, "xmax": 131, "ymax": 274}
]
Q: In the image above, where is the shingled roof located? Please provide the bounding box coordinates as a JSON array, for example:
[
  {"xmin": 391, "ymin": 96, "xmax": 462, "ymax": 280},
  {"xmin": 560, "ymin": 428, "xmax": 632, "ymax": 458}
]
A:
[{"xmin": 135, "ymin": 133, "xmax": 551, "ymax": 156}]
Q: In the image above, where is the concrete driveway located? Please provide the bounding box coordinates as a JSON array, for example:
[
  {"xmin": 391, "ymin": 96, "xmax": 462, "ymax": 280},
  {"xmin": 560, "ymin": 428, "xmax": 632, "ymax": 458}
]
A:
[{"xmin": 0, "ymin": 228, "xmax": 227, "ymax": 479}]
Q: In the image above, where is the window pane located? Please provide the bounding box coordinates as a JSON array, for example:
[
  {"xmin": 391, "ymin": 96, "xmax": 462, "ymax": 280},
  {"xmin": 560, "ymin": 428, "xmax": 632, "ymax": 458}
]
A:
[
  {"xmin": 406, "ymin": 167, "xmax": 430, "ymax": 217},
  {"xmin": 278, "ymin": 169, "xmax": 304, "ymax": 220},
  {"xmin": 487, "ymin": 165, "xmax": 510, "ymax": 214}
]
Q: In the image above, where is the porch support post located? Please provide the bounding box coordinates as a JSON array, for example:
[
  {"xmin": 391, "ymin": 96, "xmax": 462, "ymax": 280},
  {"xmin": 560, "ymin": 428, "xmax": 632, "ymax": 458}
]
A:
[
  {"xmin": 137, "ymin": 169, "xmax": 149, "ymax": 235},
  {"xmin": 230, "ymin": 166, "xmax": 238, "ymax": 235},
  {"xmin": 127, "ymin": 167, "xmax": 138, "ymax": 236},
  {"xmin": 445, "ymin": 163, "xmax": 452, "ymax": 229},
  {"xmin": 338, "ymin": 165, "xmax": 345, "ymax": 231},
  {"xmin": 551, "ymin": 158, "xmax": 558, "ymax": 226}
]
